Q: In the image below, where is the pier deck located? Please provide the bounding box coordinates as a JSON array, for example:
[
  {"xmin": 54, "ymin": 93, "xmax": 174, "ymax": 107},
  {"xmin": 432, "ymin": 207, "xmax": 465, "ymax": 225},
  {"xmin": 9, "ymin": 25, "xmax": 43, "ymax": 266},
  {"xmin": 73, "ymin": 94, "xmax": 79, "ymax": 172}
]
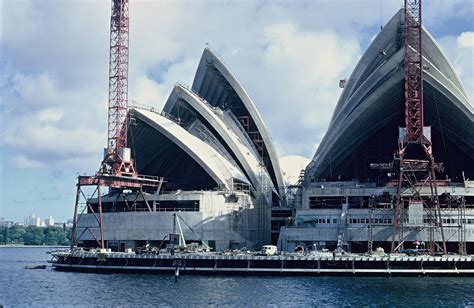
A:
[{"xmin": 50, "ymin": 251, "xmax": 474, "ymax": 276}]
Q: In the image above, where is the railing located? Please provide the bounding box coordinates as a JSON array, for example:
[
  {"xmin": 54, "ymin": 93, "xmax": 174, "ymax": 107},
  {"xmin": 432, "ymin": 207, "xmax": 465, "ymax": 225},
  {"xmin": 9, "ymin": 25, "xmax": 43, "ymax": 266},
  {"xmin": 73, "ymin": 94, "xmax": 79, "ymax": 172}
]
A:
[{"xmin": 130, "ymin": 102, "xmax": 186, "ymax": 127}]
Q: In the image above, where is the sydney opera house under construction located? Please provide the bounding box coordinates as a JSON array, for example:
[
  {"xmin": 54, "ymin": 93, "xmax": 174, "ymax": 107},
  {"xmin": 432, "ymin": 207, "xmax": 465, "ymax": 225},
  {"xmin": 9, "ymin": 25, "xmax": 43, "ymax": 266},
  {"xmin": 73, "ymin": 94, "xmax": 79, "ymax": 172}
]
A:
[
  {"xmin": 76, "ymin": 48, "xmax": 284, "ymax": 251},
  {"xmin": 76, "ymin": 9, "xmax": 473, "ymax": 254},
  {"xmin": 279, "ymin": 9, "xmax": 474, "ymax": 253}
]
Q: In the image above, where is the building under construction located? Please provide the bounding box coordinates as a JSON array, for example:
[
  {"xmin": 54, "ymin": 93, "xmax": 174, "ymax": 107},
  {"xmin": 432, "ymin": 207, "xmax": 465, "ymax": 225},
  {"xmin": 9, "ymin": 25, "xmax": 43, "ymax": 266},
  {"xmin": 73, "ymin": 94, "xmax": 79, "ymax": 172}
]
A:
[
  {"xmin": 278, "ymin": 7, "xmax": 474, "ymax": 254},
  {"xmin": 73, "ymin": 45, "xmax": 283, "ymax": 251},
  {"xmin": 72, "ymin": 0, "xmax": 474, "ymax": 255}
]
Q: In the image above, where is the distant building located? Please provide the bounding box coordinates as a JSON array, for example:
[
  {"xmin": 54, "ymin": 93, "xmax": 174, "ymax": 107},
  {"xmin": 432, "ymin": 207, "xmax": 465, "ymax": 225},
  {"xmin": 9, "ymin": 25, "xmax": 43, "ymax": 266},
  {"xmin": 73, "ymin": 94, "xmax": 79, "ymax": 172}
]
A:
[
  {"xmin": 0, "ymin": 218, "xmax": 14, "ymax": 227},
  {"xmin": 24, "ymin": 214, "xmax": 35, "ymax": 226},
  {"xmin": 24, "ymin": 214, "xmax": 44, "ymax": 227},
  {"xmin": 66, "ymin": 219, "xmax": 74, "ymax": 229},
  {"xmin": 45, "ymin": 216, "xmax": 55, "ymax": 227}
]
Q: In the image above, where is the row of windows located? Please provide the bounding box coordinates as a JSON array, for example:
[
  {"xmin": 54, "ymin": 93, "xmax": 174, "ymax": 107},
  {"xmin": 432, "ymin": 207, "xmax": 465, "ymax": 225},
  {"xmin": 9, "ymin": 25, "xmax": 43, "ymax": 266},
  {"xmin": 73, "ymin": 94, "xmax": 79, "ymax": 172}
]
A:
[
  {"xmin": 302, "ymin": 217, "xmax": 474, "ymax": 225},
  {"xmin": 310, "ymin": 218, "xmax": 338, "ymax": 224},
  {"xmin": 349, "ymin": 218, "xmax": 392, "ymax": 224},
  {"xmin": 441, "ymin": 219, "xmax": 474, "ymax": 224},
  {"xmin": 302, "ymin": 218, "xmax": 392, "ymax": 225}
]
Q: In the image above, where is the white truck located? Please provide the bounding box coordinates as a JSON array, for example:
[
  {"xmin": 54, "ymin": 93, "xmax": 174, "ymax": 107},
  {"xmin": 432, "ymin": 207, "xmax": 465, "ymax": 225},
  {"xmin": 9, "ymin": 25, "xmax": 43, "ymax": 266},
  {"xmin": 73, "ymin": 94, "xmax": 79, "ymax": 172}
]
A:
[{"xmin": 261, "ymin": 245, "xmax": 278, "ymax": 256}]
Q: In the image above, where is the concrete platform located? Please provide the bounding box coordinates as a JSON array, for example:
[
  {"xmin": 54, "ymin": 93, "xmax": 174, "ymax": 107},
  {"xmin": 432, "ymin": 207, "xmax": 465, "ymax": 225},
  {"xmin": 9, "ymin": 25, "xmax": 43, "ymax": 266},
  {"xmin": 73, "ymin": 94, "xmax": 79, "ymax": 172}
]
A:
[{"xmin": 49, "ymin": 251, "xmax": 474, "ymax": 276}]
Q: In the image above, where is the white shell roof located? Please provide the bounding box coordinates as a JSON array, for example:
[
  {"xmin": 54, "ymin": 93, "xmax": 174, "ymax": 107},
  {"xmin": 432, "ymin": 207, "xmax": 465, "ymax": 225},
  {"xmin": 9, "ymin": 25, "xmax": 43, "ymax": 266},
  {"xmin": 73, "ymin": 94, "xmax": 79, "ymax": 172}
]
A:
[
  {"xmin": 306, "ymin": 9, "xmax": 473, "ymax": 181},
  {"xmin": 163, "ymin": 84, "xmax": 275, "ymax": 192},
  {"xmin": 132, "ymin": 108, "xmax": 250, "ymax": 190},
  {"xmin": 192, "ymin": 48, "xmax": 285, "ymax": 194}
]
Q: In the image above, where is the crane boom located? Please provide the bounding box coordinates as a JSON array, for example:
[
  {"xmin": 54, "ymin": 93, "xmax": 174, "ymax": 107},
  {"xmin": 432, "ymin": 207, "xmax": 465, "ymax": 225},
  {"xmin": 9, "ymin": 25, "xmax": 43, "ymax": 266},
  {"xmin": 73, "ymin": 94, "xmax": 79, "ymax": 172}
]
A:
[{"xmin": 403, "ymin": 0, "xmax": 424, "ymax": 143}]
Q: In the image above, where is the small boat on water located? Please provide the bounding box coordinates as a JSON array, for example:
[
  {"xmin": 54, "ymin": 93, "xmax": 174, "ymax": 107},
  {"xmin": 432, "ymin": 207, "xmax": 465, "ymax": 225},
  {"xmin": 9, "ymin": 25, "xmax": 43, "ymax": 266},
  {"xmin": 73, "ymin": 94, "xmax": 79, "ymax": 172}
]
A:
[{"xmin": 24, "ymin": 265, "xmax": 47, "ymax": 270}]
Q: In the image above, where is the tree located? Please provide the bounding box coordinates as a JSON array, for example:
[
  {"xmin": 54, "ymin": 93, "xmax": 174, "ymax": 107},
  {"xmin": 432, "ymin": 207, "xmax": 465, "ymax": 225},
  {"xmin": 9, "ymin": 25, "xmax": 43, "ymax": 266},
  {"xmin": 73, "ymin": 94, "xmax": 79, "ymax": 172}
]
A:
[
  {"xmin": 0, "ymin": 227, "xmax": 7, "ymax": 244},
  {"xmin": 1, "ymin": 225, "xmax": 70, "ymax": 245},
  {"xmin": 8, "ymin": 226, "xmax": 27, "ymax": 243},
  {"xmin": 43, "ymin": 227, "xmax": 68, "ymax": 245},
  {"xmin": 23, "ymin": 226, "xmax": 45, "ymax": 245}
]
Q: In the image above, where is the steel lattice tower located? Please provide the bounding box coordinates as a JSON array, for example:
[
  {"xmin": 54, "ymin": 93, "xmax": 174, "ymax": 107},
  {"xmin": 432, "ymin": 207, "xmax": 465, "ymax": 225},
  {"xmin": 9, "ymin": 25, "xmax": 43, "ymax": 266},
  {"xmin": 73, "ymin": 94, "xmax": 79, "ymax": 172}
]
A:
[
  {"xmin": 403, "ymin": 0, "xmax": 423, "ymax": 142},
  {"xmin": 108, "ymin": 0, "xmax": 129, "ymax": 155},
  {"xmin": 70, "ymin": 0, "xmax": 164, "ymax": 250},
  {"xmin": 100, "ymin": 0, "xmax": 137, "ymax": 176},
  {"xmin": 390, "ymin": 0, "xmax": 447, "ymax": 254}
]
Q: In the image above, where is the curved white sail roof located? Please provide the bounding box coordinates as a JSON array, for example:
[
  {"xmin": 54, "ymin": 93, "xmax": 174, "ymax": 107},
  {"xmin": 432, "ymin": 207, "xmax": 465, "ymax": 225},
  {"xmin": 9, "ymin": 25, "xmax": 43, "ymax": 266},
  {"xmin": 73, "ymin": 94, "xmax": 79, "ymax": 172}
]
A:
[
  {"xmin": 163, "ymin": 84, "xmax": 275, "ymax": 192},
  {"xmin": 130, "ymin": 108, "xmax": 249, "ymax": 190},
  {"xmin": 306, "ymin": 9, "xmax": 474, "ymax": 182},
  {"xmin": 192, "ymin": 48, "xmax": 285, "ymax": 193}
]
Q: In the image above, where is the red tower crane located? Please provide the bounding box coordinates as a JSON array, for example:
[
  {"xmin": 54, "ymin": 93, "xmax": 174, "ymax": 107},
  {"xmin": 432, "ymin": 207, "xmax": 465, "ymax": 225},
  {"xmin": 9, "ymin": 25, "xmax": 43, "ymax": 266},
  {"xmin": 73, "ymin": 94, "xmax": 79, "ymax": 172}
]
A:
[
  {"xmin": 404, "ymin": 0, "xmax": 424, "ymax": 143},
  {"xmin": 403, "ymin": 0, "xmax": 424, "ymax": 144},
  {"xmin": 101, "ymin": 0, "xmax": 136, "ymax": 177},
  {"xmin": 390, "ymin": 0, "xmax": 447, "ymax": 254},
  {"xmin": 69, "ymin": 0, "xmax": 164, "ymax": 250}
]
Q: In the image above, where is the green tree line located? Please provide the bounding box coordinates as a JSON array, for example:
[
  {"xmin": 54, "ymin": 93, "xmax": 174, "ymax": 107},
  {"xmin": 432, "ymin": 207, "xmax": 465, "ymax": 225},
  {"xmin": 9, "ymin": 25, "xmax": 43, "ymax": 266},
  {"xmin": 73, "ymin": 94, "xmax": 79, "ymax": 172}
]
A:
[{"xmin": 1, "ymin": 225, "xmax": 71, "ymax": 245}]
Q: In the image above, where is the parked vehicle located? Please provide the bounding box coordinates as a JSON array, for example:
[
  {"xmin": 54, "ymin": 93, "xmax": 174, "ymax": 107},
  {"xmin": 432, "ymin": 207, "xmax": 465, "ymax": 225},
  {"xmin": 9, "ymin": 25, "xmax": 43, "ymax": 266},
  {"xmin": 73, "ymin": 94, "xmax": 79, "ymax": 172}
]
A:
[{"xmin": 261, "ymin": 245, "xmax": 278, "ymax": 256}]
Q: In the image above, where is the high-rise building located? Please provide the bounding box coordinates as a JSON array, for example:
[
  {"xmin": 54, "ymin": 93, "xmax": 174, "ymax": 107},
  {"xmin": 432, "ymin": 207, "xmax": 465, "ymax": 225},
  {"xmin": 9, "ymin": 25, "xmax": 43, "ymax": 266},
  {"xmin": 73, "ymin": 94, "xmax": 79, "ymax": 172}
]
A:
[
  {"xmin": 24, "ymin": 214, "xmax": 44, "ymax": 227},
  {"xmin": 45, "ymin": 216, "xmax": 55, "ymax": 227}
]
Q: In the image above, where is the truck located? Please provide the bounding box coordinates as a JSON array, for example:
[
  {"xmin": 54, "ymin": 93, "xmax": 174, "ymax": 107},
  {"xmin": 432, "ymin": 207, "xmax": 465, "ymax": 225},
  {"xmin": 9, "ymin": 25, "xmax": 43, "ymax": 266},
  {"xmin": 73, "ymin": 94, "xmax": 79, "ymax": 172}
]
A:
[{"xmin": 261, "ymin": 245, "xmax": 278, "ymax": 256}]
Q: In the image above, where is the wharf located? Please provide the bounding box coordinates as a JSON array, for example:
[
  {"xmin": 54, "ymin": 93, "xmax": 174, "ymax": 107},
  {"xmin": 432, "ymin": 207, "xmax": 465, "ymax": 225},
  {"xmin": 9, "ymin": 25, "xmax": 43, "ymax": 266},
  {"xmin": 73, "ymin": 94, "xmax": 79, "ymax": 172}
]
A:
[{"xmin": 49, "ymin": 250, "xmax": 474, "ymax": 276}]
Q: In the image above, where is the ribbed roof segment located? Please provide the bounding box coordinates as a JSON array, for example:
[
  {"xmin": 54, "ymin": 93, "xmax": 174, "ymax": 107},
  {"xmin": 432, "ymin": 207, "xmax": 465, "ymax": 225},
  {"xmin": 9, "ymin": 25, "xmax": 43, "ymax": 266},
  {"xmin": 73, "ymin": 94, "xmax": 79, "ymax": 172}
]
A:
[
  {"xmin": 129, "ymin": 48, "xmax": 284, "ymax": 198},
  {"xmin": 192, "ymin": 48, "xmax": 285, "ymax": 194},
  {"xmin": 129, "ymin": 108, "xmax": 249, "ymax": 191},
  {"xmin": 163, "ymin": 84, "xmax": 275, "ymax": 194},
  {"xmin": 306, "ymin": 9, "xmax": 473, "ymax": 182}
]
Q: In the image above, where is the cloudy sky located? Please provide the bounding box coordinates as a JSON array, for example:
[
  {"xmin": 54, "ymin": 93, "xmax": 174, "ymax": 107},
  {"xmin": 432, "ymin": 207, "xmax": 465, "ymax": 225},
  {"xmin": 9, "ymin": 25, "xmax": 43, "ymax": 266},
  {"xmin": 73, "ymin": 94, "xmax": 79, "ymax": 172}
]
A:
[{"xmin": 1, "ymin": 0, "xmax": 473, "ymax": 222}]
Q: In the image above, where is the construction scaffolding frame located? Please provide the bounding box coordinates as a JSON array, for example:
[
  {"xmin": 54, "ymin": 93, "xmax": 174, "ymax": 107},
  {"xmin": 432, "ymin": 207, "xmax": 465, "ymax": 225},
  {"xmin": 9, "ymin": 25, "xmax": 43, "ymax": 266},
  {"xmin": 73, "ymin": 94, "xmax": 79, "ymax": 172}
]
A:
[
  {"xmin": 390, "ymin": 0, "xmax": 447, "ymax": 254},
  {"xmin": 70, "ymin": 175, "xmax": 164, "ymax": 250}
]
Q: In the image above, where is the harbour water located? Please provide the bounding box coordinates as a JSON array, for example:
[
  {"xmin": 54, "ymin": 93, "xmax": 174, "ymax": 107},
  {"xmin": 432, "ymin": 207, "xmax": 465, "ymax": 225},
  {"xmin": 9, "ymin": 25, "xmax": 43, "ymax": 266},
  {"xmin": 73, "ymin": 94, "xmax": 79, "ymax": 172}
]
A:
[{"xmin": 1, "ymin": 247, "xmax": 474, "ymax": 306}]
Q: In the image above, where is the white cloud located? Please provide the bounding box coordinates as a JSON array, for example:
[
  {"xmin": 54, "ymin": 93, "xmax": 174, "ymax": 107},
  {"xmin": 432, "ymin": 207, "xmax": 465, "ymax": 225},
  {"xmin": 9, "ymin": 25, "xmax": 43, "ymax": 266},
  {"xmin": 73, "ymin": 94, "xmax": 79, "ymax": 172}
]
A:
[
  {"xmin": 244, "ymin": 22, "xmax": 360, "ymax": 157},
  {"xmin": 12, "ymin": 155, "xmax": 45, "ymax": 169},
  {"xmin": 38, "ymin": 108, "xmax": 63, "ymax": 123},
  {"xmin": 456, "ymin": 32, "xmax": 474, "ymax": 102},
  {"xmin": 438, "ymin": 31, "xmax": 474, "ymax": 103},
  {"xmin": 1, "ymin": 72, "xmax": 105, "ymax": 170},
  {"xmin": 458, "ymin": 32, "xmax": 474, "ymax": 48},
  {"xmin": 132, "ymin": 76, "xmax": 167, "ymax": 109}
]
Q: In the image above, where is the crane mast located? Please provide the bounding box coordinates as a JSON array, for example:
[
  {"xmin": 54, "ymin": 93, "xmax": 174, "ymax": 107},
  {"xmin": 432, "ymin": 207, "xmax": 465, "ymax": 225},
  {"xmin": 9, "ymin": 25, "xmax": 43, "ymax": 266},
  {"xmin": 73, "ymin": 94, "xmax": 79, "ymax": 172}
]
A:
[
  {"xmin": 70, "ymin": 0, "xmax": 164, "ymax": 250},
  {"xmin": 102, "ymin": 0, "xmax": 136, "ymax": 177},
  {"xmin": 390, "ymin": 0, "xmax": 447, "ymax": 254},
  {"xmin": 403, "ymin": 0, "xmax": 424, "ymax": 144}
]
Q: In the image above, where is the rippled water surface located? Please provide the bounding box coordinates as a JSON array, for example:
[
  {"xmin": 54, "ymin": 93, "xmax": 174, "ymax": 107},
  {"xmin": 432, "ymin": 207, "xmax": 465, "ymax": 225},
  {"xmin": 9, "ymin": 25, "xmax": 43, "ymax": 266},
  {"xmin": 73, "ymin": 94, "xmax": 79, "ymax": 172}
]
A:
[{"xmin": 1, "ymin": 247, "xmax": 474, "ymax": 306}]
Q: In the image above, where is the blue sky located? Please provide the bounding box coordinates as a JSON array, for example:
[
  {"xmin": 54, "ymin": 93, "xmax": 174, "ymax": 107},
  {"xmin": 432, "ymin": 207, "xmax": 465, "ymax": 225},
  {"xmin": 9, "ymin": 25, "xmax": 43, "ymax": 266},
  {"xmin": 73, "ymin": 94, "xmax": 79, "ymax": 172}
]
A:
[{"xmin": 1, "ymin": 0, "xmax": 473, "ymax": 222}]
